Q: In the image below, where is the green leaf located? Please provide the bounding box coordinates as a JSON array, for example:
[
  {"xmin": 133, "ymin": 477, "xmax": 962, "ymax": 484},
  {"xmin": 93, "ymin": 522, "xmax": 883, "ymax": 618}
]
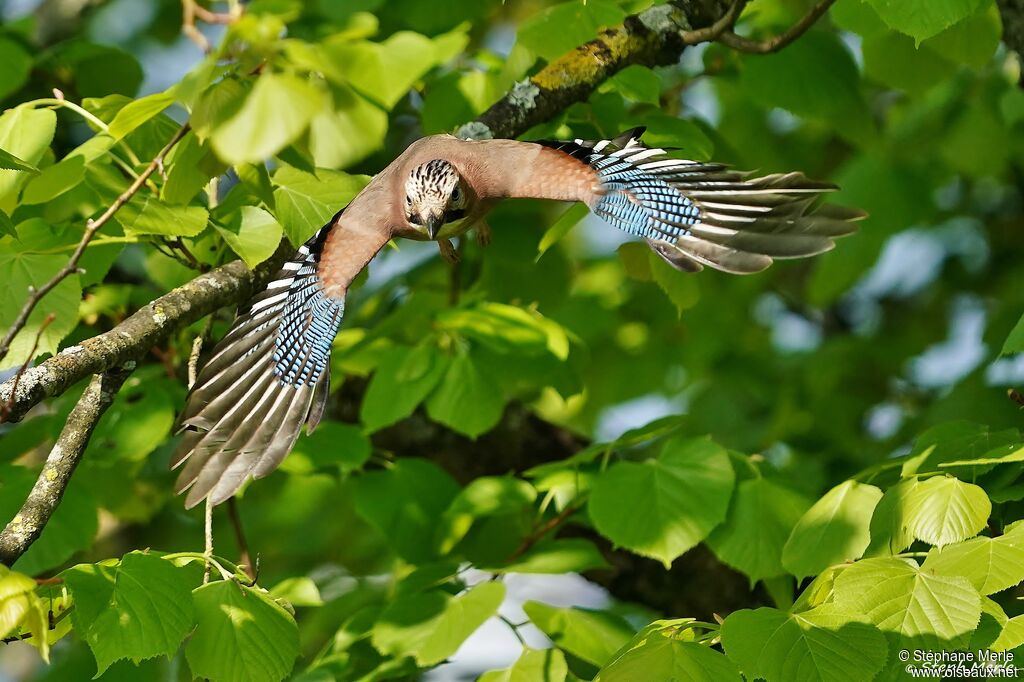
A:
[
  {"xmin": 720, "ymin": 605, "xmax": 888, "ymax": 682},
  {"xmin": 706, "ymin": 477, "xmax": 811, "ymax": 583},
  {"xmin": 0, "ymin": 565, "xmax": 40, "ymax": 638},
  {"xmin": 783, "ymin": 481, "xmax": 883, "ymax": 579},
  {"xmin": 0, "ymin": 565, "xmax": 48, "ymax": 662},
  {"xmin": 107, "ymin": 92, "xmax": 176, "ymax": 140},
  {"xmin": 438, "ymin": 302, "xmax": 569, "ymax": 359},
  {"xmin": 900, "ymin": 420, "xmax": 1020, "ymax": 475},
  {"xmin": 589, "ymin": 437, "xmax": 734, "ymax": 567},
  {"xmin": 638, "ymin": 114, "xmax": 714, "ymax": 161},
  {"xmin": 162, "ymin": 132, "xmax": 225, "ymax": 205},
  {"xmin": 439, "ymin": 476, "xmax": 536, "ymax": 552},
  {"xmin": 924, "ymin": 3, "xmax": 1002, "ymax": 67},
  {"xmin": 63, "ymin": 553, "xmax": 195, "ymax": 675},
  {"xmin": 864, "ymin": 0, "xmax": 985, "ymax": 43},
  {"xmin": 117, "ymin": 197, "xmax": 208, "ymax": 237},
  {"xmin": 903, "ymin": 475, "xmax": 990, "ymax": 547},
  {"xmin": 648, "ymin": 248, "xmax": 700, "ymax": 315},
  {"xmin": 517, "ymin": 0, "xmax": 627, "ymax": 60},
  {"xmin": 21, "ymin": 155, "xmax": 86, "ymax": 205},
  {"xmin": 601, "ymin": 65, "xmax": 662, "ymax": 105},
  {"xmin": 597, "ymin": 625, "xmax": 741, "ymax": 682},
  {"xmin": 360, "ymin": 343, "xmax": 449, "ymax": 433},
  {"xmin": 739, "ymin": 32, "xmax": 871, "ymax": 143},
  {"xmin": 0, "ymin": 147, "xmax": 38, "ymax": 173},
  {"xmin": 862, "ymin": 32, "xmax": 955, "ymax": 93},
  {"xmin": 0, "ymin": 106, "xmax": 57, "ymax": 211},
  {"xmin": 0, "ymin": 38, "xmax": 32, "ymax": 101},
  {"xmin": 832, "ymin": 557, "xmax": 981, "ymax": 648},
  {"xmin": 191, "ymin": 77, "xmax": 249, "ymax": 140},
  {"xmin": 992, "ymin": 615, "xmax": 1024, "ymax": 652},
  {"xmin": 352, "ymin": 458, "xmax": 459, "ymax": 562},
  {"xmin": 214, "ymin": 206, "xmax": 283, "ymax": 268},
  {"xmin": 524, "ymin": 601, "xmax": 634, "ymax": 667},
  {"xmin": 865, "ymin": 479, "xmax": 919, "ymax": 557},
  {"xmin": 186, "ymin": 581, "xmax": 299, "ymax": 682},
  {"xmin": 371, "ymin": 582, "xmax": 505, "ymax": 666},
  {"xmin": 270, "ymin": 576, "xmax": 323, "ymax": 607},
  {"xmin": 309, "ymin": 85, "xmax": 388, "ymax": 169},
  {"xmin": 480, "ymin": 647, "xmax": 569, "ymax": 682},
  {"xmin": 271, "ymin": 166, "xmax": 367, "ymax": 245},
  {"xmin": 84, "ymin": 373, "xmax": 176, "ymax": 465},
  {"xmin": 922, "ymin": 523, "xmax": 1024, "ymax": 595},
  {"xmin": 1003, "ymin": 314, "xmax": 1024, "ymax": 355},
  {"xmin": 537, "ymin": 203, "xmax": 589, "ymax": 259},
  {"xmin": 322, "ymin": 31, "xmax": 438, "ymax": 109},
  {"xmin": 488, "ymin": 538, "xmax": 610, "ymax": 574},
  {"xmin": 289, "ymin": 420, "xmax": 371, "ymax": 474},
  {"xmin": 425, "ymin": 350, "xmax": 505, "ymax": 438},
  {"xmin": 0, "ymin": 250, "xmax": 81, "ymax": 371},
  {"xmin": 211, "ymin": 73, "xmax": 324, "ymax": 165}
]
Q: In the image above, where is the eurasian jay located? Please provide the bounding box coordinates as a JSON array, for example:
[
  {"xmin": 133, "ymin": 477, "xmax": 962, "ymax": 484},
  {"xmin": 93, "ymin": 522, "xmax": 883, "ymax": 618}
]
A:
[{"xmin": 171, "ymin": 128, "xmax": 863, "ymax": 508}]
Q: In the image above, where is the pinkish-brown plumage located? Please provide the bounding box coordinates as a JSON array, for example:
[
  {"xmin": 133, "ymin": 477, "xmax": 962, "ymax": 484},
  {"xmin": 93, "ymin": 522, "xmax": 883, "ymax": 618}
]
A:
[{"xmin": 172, "ymin": 128, "xmax": 862, "ymax": 507}]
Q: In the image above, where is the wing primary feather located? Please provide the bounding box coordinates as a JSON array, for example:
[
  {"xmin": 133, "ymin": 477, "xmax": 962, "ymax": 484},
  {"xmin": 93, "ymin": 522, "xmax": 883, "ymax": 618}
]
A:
[
  {"xmin": 538, "ymin": 130, "xmax": 860, "ymax": 275},
  {"xmin": 172, "ymin": 221, "xmax": 346, "ymax": 508}
]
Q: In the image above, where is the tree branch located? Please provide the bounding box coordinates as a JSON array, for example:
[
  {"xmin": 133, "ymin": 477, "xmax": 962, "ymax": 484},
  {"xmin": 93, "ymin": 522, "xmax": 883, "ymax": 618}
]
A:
[
  {"xmin": 0, "ymin": 0, "xmax": 795, "ymax": 598},
  {"xmin": 717, "ymin": 0, "xmax": 836, "ymax": 54},
  {"xmin": 458, "ymin": 0, "xmax": 731, "ymax": 139},
  {"xmin": 0, "ymin": 123, "xmax": 191, "ymax": 367},
  {"xmin": 0, "ymin": 366, "xmax": 133, "ymax": 566}
]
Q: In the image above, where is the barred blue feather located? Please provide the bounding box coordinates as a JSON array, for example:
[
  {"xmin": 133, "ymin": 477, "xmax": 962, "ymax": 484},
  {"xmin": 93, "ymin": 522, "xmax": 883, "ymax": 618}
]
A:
[
  {"xmin": 541, "ymin": 128, "xmax": 863, "ymax": 274},
  {"xmin": 171, "ymin": 217, "xmax": 345, "ymax": 508}
]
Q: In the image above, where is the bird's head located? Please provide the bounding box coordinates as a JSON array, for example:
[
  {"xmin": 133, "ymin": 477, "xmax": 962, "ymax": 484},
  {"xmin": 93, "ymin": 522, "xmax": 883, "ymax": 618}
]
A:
[{"xmin": 404, "ymin": 159, "xmax": 467, "ymax": 240}]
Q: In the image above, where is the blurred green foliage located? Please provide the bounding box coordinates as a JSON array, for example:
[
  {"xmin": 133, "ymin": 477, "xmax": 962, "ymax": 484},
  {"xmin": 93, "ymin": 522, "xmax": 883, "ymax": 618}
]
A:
[{"xmin": 0, "ymin": 0, "xmax": 1023, "ymax": 680}]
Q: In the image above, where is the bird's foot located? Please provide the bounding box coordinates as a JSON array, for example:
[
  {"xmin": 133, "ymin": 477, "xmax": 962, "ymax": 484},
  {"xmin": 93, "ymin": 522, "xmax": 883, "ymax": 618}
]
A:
[
  {"xmin": 475, "ymin": 222, "xmax": 492, "ymax": 248},
  {"xmin": 438, "ymin": 239, "xmax": 460, "ymax": 264}
]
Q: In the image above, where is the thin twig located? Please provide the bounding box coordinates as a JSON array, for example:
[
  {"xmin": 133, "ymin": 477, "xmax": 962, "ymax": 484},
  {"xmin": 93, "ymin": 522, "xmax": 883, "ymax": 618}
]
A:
[
  {"xmin": 0, "ymin": 314, "xmax": 55, "ymax": 423},
  {"xmin": 188, "ymin": 337, "xmax": 204, "ymax": 389},
  {"xmin": 717, "ymin": 0, "xmax": 836, "ymax": 53},
  {"xmin": 679, "ymin": 0, "xmax": 746, "ymax": 45},
  {"xmin": 226, "ymin": 497, "xmax": 255, "ymax": 582},
  {"xmin": 203, "ymin": 499, "xmax": 214, "ymax": 585},
  {"xmin": 171, "ymin": 238, "xmax": 204, "ymax": 271},
  {"xmin": 499, "ymin": 615, "xmax": 527, "ymax": 646},
  {"xmin": 505, "ymin": 500, "xmax": 586, "ymax": 564},
  {"xmin": 0, "ymin": 124, "xmax": 191, "ymax": 367},
  {"xmin": 181, "ymin": 0, "xmax": 239, "ymax": 53}
]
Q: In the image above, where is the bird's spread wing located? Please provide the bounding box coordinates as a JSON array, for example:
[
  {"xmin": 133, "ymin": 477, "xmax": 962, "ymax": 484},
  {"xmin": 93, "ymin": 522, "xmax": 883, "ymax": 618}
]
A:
[
  {"xmin": 171, "ymin": 213, "xmax": 384, "ymax": 508},
  {"xmin": 539, "ymin": 128, "xmax": 864, "ymax": 274}
]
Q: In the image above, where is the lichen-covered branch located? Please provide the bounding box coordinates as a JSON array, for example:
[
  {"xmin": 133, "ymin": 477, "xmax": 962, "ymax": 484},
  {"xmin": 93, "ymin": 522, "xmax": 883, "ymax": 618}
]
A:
[
  {"xmin": 0, "ymin": 367, "xmax": 132, "ymax": 566},
  {"xmin": 0, "ymin": 243, "xmax": 290, "ymax": 424},
  {"xmin": 458, "ymin": 0, "xmax": 730, "ymax": 140}
]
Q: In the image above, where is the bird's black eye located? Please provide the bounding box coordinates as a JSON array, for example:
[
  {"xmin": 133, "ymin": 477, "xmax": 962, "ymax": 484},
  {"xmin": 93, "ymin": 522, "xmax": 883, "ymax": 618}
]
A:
[{"xmin": 452, "ymin": 187, "xmax": 462, "ymax": 202}]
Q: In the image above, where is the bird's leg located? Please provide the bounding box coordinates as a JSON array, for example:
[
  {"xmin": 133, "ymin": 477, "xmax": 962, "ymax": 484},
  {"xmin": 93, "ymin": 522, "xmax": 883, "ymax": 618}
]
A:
[
  {"xmin": 475, "ymin": 220, "xmax": 492, "ymax": 248},
  {"xmin": 438, "ymin": 239, "xmax": 460, "ymax": 264}
]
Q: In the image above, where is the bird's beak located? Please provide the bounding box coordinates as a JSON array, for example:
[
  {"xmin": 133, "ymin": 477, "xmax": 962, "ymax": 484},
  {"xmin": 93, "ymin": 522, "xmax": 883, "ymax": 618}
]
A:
[{"xmin": 425, "ymin": 214, "xmax": 442, "ymax": 240}]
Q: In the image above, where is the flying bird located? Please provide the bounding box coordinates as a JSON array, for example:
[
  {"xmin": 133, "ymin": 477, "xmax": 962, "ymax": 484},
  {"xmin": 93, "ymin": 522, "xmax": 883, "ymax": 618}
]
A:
[{"xmin": 172, "ymin": 128, "xmax": 863, "ymax": 508}]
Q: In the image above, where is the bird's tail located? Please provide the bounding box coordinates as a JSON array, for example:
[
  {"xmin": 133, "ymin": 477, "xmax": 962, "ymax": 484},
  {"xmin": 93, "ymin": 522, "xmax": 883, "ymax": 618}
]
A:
[
  {"xmin": 171, "ymin": 221, "xmax": 344, "ymax": 508},
  {"xmin": 544, "ymin": 128, "xmax": 864, "ymax": 274}
]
